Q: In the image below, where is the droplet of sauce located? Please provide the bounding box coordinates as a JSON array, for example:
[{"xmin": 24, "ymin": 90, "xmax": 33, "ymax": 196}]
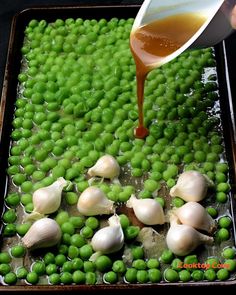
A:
[{"xmin": 130, "ymin": 13, "xmax": 206, "ymax": 139}]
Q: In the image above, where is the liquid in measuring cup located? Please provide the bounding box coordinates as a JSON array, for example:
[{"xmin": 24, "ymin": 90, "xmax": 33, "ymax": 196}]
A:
[{"xmin": 130, "ymin": 13, "xmax": 207, "ymax": 139}]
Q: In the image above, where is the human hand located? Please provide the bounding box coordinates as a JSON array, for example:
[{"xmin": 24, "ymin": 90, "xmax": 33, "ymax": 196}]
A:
[{"xmin": 231, "ymin": 5, "xmax": 236, "ymax": 29}]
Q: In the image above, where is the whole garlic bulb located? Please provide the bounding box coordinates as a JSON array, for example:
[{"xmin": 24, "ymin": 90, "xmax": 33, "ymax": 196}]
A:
[
  {"xmin": 87, "ymin": 155, "xmax": 120, "ymax": 183},
  {"xmin": 25, "ymin": 177, "xmax": 67, "ymax": 221},
  {"xmin": 166, "ymin": 214, "xmax": 214, "ymax": 256},
  {"xmin": 22, "ymin": 218, "xmax": 61, "ymax": 250},
  {"xmin": 170, "ymin": 170, "xmax": 210, "ymax": 202},
  {"xmin": 174, "ymin": 201, "xmax": 216, "ymax": 233},
  {"xmin": 126, "ymin": 195, "xmax": 165, "ymax": 225},
  {"xmin": 91, "ymin": 215, "xmax": 124, "ymax": 255},
  {"xmin": 77, "ymin": 186, "xmax": 114, "ymax": 216}
]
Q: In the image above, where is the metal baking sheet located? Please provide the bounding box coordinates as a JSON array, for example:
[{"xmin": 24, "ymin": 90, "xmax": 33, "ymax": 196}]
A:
[{"xmin": 0, "ymin": 4, "xmax": 236, "ymax": 292}]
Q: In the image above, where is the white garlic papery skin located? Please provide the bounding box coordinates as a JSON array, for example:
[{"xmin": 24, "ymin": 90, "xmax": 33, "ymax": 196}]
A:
[
  {"xmin": 91, "ymin": 215, "xmax": 124, "ymax": 254},
  {"xmin": 170, "ymin": 170, "xmax": 209, "ymax": 202},
  {"xmin": 87, "ymin": 155, "xmax": 120, "ymax": 181},
  {"xmin": 174, "ymin": 201, "xmax": 216, "ymax": 233},
  {"xmin": 77, "ymin": 186, "xmax": 114, "ymax": 216},
  {"xmin": 33, "ymin": 177, "xmax": 67, "ymax": 214},
  {"xmin": 22, "ymin": 218, "xmax": 62, "ymax": 250},
  {"xmin": 126, "ymin": 195, "xmax": 165, "ymax": 225},
  {"xmin": 166, "ymin": 215, "xmax": 214, "ymax": 256}
]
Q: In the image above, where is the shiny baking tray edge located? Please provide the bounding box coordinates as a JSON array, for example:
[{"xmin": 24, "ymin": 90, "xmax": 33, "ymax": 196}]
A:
[{"xmin": 0, "ymin": 4, "xmax": 236, "ymax": 292}]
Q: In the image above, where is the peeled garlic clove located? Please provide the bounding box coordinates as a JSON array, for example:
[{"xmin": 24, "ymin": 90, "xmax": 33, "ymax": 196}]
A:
[
  {"xmin": 174, "ymin": 201, "xmax": 216, "ymax": 233},
  {"xmin": 77, "ymin": 186, "xmax": 114, "ymax": 216},
  {"xmin": 87, "ymin": 155, "xmax": 120, "ymax": 182},
  {"xmin": 170, "ymin": 170, "xmax": 209, "ymax": 202},
  {"xmin": 166, "ymin": 214, "xmax": 214, "ymax": 256},
  {"xmin": 91, "ymin": 215, "xmax": 124, "ymax": 255},
  {"xmin": 126, "ymin": 195, "xmax": 165, "ymax": 225},
  {"xmin": 25, "ymin": 177, "xmax": 67, "ymax": 221},
  {"xmin": 22, "ymin": 218, "xmax": 61, "ymax": 250}
]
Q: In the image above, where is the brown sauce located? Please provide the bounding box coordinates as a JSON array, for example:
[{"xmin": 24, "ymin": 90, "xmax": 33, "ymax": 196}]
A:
[{"xmin": 130, "ymin": 13, "xmax": 206, "ymax": 139}]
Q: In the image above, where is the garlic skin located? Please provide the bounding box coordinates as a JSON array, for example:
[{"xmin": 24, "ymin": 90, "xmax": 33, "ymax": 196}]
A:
[
  {"xmin": 170, "ymin": 170, "xmax": 209, "ymax": 202},
  {"xmin": 91, "ymin": 215, "xmax": 124, "ymax": 255},
  {"xmin": 87, "ymin": 155, "xmax": 120, "ymax": 182},
  {"xmin": 126, "ymin": 195, "xmax": 165, "ymax": 225},
  {"xmin": 22, "ymin": 218, "xmax": 61, "ymax": 250},
  {"xmin": 174, "ymin": 201, "xmax": 216, "ymax": 233},
  {"xmin": 77, "ymin": 186, "xmax": 114, "ymax": 216},
  {"xmin": 166, "ymin": 214, "xmax": 214, "ymax": 256},
  {"xmin": 25, "ymin": 177, "xmax": 67, "ymax": 221}
]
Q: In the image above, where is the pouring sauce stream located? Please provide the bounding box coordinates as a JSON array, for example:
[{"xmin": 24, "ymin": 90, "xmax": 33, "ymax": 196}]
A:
[{"xmin": 130, "ymin": 12, "xmax": 206, "ymax": 139}]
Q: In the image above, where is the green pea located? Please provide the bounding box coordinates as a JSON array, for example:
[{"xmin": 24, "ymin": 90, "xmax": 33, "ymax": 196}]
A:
[
  {"xmin": 82, "ymin": 261, "xmax": 95, "ymax": 273},
  {"xmin": 10, "ymin": 245, "xmax": 26, "ymax": 258},
  {"xmin": 81, "ymin": 226, "xmax": 93, "ymax": 238},
  {"xmin": 216, "ymin": 192, "xmax": 228, "ymax": 203},
  {"xmin": 5, "ymin": 193, "xmax": 20, "ymax": 207},
  {"xmin": 147, "ymin": 258, "xmax": 160, "ymax": 269},
  {"xmin": 0, "ymin": 252, "xmax": 11, "ymax": 263},
  {"xmin": 124, "ymin": 226, "xmax": 140, "ymax": 240},
  {"xmin": 46, "ymin": 264, "xmax": 57, "ymax": 275},
  {"xmin": 112, "ymin": 260, "xmax": 127, "ymax": 273},
  {"xmin": 119, "ymin": 214, "xmax": 130, "ymax": 229},
  {"xmin": 103, "ymin": 271, "xmax": 118, "ymax": 284},
  {"xmin": 0, "ymin": 263, "xmax": 11, "ymax": 275},
  {"xmin": 206, "ymin": 207, "xmax": 218, "ymax": 218},
  {"xmin": 16, "ymin": 266, "xmax": 28, "ymax": 279},
  {"xmin": 164, "ymin": 268, "xmax": 179, "ymax": 282},
  {"xmin": 222, "ymin": 258, "xmax": 236, "ymax": 272},
  {"xmin": 218, "ymin": 216, "xmax": 232, "ymax": 228},
  {"xmin": 62, "ymin": 261, "xmax": 73, "ymax": 273},
  {"xmin": 61, "ymin": 222, "xmax": 75, "ymax": 235},
  {"xmin": 161, "ymin": 249, "xmax": 174, "ymax": 264},
  {"xmin": 179, "ymin": 269, "xmax": 191, "ymax": 282},
  {"xmin": 136, "ymin": 270, "xmax": 149, "ymax": 283},
  {"xmin": 32, "ymin": 261, "xmax": 46, "ymax": 275},
  {"xmin": 95, "ymin": 255, "xmax": 112, "ymax": 272},
  {"xmin": 144, "ymin": 179, "xmax": 160, "ymax": 192},
  {"xmin": 85, "ymin": 272, "xmax": 97, "ymax": 285},
  {"xmin": 125, "ymin": 268, "xmax": 137, "ymax": 283},
  {"xmin": 3, "ymin": 223, "xmax": 16, "ymax": 236},
  {"xmin": 216, "ymin": 268, "xmax": 229, "ymax": 281},
  {"xmin": 3, "ymin": 209, "xmax": 17, "ymax": 223},
  {"xmin": 48, "ymin": 273, "xmax": 60, "ymax": 285},
  {"xmin": 72, "ymin": 270, "xmax": 85, "ymax": 284},
  {"xmin": 4, "ymin": 272, "xmax": 17, "ymax": 285},
  {"xmin": 217, "ymin": 182, "xmax": 230, "ymax": 193},
  {"xmin": 43, "ymin": 252, "xmax": 55, "ymax": 265},
  {"xmin": 191, "ymin": 270, "xmax": 204, "ymax": 281},
  {"xmin": 55, "ymin": 254, "xmax": 67, "ymax": 267},
  {"xmin": 55, "ymin": 211, "xmax": 69, "ymax": 225},
  {"xmin": 79, "ymin": 245, "xmax": 93, "ymax": 261},
  {"xmin": 132, "ymin": 259, "xmax": 146, "ymax": 270},
  {"xmin": 148, "ymin": 268, "xmax": 161, "ymax": 283},
  {"xmin": 65, "ymin": 192, "xmax": 78, "ymax": 205},
  {"xmin": 26, "ymin": 272, "xmax": 39, "ymax": 284},
  {"xmin": 222, "ymin": 247, "xmax": 235, "ymax": 259},
  {"xmin": 171, "ymin": 197, "xmax": 185, "ymax": 208},
  {"xmin": 216, "ymin": 228, "xmax": 230, "ymax": 242},
  {"xmin": 69, "ymin": 217, "xmax": 85, "ymax": 229},
  {"xmin": 85, "ymin": 217, "xmax": 99, "ymax": 230},
  {"xmin": 129, "ymin": 247, "xmax": 144, "ymax": 261}
]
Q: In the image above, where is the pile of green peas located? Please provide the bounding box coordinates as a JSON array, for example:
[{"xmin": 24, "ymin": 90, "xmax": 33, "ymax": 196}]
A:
[{"xmin": 0, "ymin": 15, "xmax": 234, "ymax": 286}]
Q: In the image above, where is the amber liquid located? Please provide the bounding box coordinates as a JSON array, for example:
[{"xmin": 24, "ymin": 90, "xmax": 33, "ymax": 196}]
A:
[{"xmin": 130, "ymin": 13, "xmax": 206, "ymax": 139}]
